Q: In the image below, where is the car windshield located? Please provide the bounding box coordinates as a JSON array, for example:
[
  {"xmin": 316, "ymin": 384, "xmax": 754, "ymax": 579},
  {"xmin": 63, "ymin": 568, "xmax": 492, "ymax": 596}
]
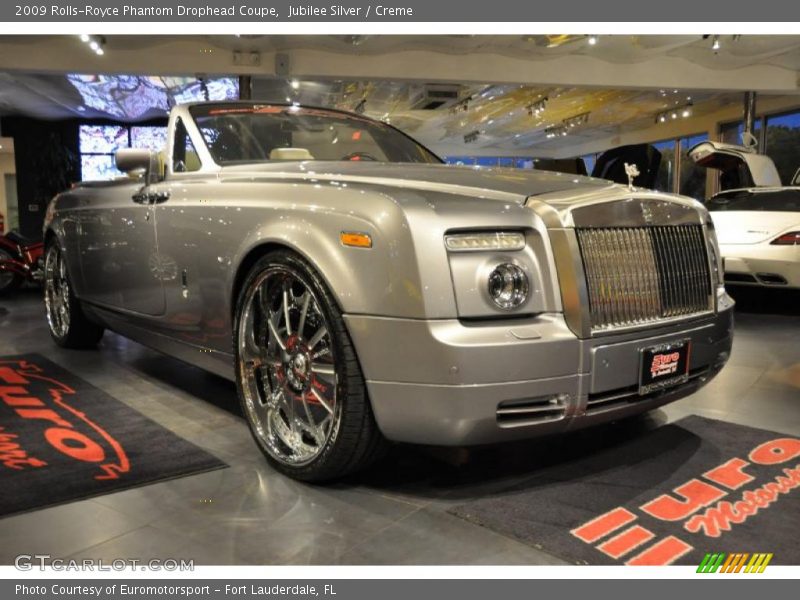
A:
[
  {"xmin": 189, "ymin": 104, "xmax": 441, "ymax": 165},
  {"xmin": 707, "ymin": 189, "xmax": 800, "ymax": 212}
]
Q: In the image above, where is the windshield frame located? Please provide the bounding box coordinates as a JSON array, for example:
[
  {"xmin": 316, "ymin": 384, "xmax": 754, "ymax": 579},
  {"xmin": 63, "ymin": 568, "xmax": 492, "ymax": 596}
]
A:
[{"xmin": 186, "ymin": 102, "xmax": 444, "ymax": 167}]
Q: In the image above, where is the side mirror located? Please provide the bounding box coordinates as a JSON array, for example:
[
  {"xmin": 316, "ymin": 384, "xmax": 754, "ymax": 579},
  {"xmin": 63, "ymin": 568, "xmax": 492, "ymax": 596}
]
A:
[{"xmin": 115, "ymin": 148, "xmax": 161, "ymax": 184}]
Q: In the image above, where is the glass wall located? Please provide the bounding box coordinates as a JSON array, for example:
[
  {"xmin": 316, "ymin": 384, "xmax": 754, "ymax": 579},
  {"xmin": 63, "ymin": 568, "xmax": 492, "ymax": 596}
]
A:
[
  {"xmin": 679, "ymin": 133, "xmax": 709, "ymax": 200},
  {"xmin": 719, "ymin": 120, "xmax": 761, "ymax": 146},
  {"xmin": 652, "ymin": 139, "xmax": 676, "ymax": 193},
  {"xmin": 581, "ymin": 153, "xmax": 597, "ymax": 176},
  {"xmin": 764, "ymin": 111, "xmax": 800, "ymax": 185},
  {"xmin": 719, "ymin": 108, "xmax": 800, "ymax": 185},
  {"xmin": 444, "ymin": 156, "xmax": 535, "ymax": 168}
]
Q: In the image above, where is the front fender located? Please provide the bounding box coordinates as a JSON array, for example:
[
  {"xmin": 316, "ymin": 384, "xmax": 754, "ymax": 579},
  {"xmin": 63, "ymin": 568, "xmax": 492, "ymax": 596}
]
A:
[{"xmin": 229, "ymin": 197, "xmax": 455, "ymax": 319}]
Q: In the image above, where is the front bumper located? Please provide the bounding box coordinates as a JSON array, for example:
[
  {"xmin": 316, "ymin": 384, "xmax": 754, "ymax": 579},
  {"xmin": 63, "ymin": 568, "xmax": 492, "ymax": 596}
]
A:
[{"xmin": 344, "ymin": 305, "xmax": 733, "ymax": 446}]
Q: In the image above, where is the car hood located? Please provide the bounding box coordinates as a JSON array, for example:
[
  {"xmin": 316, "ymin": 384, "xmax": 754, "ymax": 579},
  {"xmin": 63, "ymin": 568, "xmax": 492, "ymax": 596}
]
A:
[
  {"xmin": 710, "ymin": 210, "xmax": 800, "ymax": 245},
  {"xmin": 219, "ymin": 161, "xmax": 618, "ymax": 203}
]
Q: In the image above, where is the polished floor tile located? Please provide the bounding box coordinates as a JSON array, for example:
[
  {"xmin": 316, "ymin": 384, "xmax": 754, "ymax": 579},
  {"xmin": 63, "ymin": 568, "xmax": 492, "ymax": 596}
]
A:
[{"xmin": 1, "ymin": 286, "xmax": 799, "ymax": 565}]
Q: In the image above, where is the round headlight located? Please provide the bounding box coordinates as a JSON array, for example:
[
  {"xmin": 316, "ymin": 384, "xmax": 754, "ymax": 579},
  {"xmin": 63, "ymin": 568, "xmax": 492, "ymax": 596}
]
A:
[{"xmin": 487, "ymin": 263, "xmax": 529, "ymax": 310}]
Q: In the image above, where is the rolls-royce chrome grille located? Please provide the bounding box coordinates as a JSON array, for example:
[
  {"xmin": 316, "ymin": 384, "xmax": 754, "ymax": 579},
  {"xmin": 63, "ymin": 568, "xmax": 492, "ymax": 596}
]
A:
[{"xmin": 576, "ymin": 225, "xmax": 713, "ymax": 331}]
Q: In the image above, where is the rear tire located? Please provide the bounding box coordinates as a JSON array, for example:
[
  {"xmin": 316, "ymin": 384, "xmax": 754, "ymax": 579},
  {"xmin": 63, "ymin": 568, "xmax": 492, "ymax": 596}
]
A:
[
  {"xmin": 44, "ymin": 242, "xmax": 104, "ymax": 349},
  {"xmin": 234, "ymin": 250, "xmax": 386, "ymax": 482},
  {"xmin": 0, "ymin": 247, "xmax": 22, "ymax": 295}
]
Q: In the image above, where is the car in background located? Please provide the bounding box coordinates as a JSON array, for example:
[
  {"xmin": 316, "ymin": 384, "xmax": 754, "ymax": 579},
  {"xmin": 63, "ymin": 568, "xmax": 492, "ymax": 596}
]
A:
[
  {"xmin": 705, "ymin": 189, "xmax": 800, "ymax": 288},
  {"xmin": 690, "ymin": 141, "xmax": 800, "ymax": 289}
]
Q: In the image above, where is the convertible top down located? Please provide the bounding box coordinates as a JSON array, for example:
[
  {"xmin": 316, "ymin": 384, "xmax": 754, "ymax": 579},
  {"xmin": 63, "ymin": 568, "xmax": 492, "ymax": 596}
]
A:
[{"xmin": 43, "ymin": 102, "xmax": 733, "ymax": 481}]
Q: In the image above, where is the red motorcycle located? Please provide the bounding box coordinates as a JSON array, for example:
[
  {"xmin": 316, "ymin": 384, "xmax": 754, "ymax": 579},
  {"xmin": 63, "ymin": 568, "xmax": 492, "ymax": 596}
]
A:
[{"xmin": 0, "ymin": 231, "xmax": 45, "ymax": 295}]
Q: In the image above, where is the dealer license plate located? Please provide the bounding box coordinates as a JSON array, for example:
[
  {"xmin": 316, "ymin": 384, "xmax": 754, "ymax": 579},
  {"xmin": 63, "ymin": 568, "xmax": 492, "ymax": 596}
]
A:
[{"xmin": 638, "ymin": 339, "xmax": 691, "ymax": 395}]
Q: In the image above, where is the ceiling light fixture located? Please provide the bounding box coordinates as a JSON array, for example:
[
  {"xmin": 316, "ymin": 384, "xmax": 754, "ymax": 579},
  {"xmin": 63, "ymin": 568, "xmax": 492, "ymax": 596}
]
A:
[
  {"xmin": 526, "ymin": 96, "xmax": 548, "ymax": 116},
  {"xmin": 712, "ymin": 35, "xmax": 721, "ymax": 52},
  {"xmin": 656, "ymin": 102, "xmax": 693, "ymax": 123},
  {"xmin": 562, "ymin": 111, "xmax": 590, "ymax": 129},
  {"xmin": 587, "ymin": 35, "xmax": 598, "ymax": 45},
  {"xmin": 545, "ymin": 125, "xmax": 568, "ymax": 139},
  {"xmin": 290, "ymin": 80, "xmax": 299, "ymax": 89},
  {"xmin": 464, "ymin": 130, "xmax": 481, "ymax": 144},
  {"xmin": 80, "ymin": 35, "xmax": 106, "ymax": 56},
  {"xmin": 450, "ymin": 98, "xmax": 471, "ymax": 115}
]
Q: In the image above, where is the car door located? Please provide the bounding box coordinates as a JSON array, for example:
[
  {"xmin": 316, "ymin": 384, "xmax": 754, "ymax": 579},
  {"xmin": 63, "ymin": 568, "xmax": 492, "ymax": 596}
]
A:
[
  {"xmin": 76, "ymin": 178, "xmax": 166, "ymax": 316},
  {"xmin": 688, "ymin": 141, "xmax": 782, "ymax": 191},
  {"xmin": 148, "ymin": 116, "xmax": 215, "ymax": 341}
]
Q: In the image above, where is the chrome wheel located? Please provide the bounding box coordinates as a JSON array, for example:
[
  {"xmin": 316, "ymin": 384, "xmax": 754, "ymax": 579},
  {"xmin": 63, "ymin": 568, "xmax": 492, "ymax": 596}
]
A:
[
  {"xmin": 44, "ymin": 245, "xmax": 71, "ymax": 339},
  {"xmin": 238, "ymin": 266, "xmax": 340, "ymax": 466}
]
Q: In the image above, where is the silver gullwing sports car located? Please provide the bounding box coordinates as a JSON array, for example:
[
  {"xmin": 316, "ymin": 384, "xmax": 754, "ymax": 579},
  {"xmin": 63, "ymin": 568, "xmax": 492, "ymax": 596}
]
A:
[{"xmin": 43, "ymin": 102, "xmax": 734, "ymax": 481}]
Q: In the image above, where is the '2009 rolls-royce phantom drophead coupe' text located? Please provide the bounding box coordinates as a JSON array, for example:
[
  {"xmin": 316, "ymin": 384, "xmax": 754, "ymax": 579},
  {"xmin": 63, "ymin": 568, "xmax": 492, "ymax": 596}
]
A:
[{"xmin": 43, "ymin": 102, "xmax": 733, "ymax": 481}]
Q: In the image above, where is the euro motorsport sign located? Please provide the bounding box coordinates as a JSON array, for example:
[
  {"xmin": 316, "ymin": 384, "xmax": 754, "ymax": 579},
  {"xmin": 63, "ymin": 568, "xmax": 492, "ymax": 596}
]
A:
[{"xmin": 569, "ymin": 435, "xmax": 800, "ymax": 565}]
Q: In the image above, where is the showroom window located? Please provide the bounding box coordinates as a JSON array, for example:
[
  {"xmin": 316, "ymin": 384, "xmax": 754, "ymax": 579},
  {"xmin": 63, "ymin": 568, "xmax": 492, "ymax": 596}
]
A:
[
  {"xmin": 581, "ymin": 153, "xmax": 597, "ymax": 175},
  {"xmin": 719, "ymin": 108, "xmax": 800, "ymax": 185},
  {"xmin": 444, "ymin": 156, "xmax": 535, "ymax": 168},
  {"xmin": 79, "ymin": 123, "xmax": 168, "ymax": 181},
  {"xmin": 719, "ymin": 118, "xmax": 763, "ymax": 147},
  {"xmin": 652, "ymin": 139, "xmax": 676, "ymax": 193},
  {"xmin": 679, "ymin": 133, "xmax": 709, "ymax": 200},
  {"xmin": 764, "ymin": 111, "xmax": 800, "ymax": 184}
]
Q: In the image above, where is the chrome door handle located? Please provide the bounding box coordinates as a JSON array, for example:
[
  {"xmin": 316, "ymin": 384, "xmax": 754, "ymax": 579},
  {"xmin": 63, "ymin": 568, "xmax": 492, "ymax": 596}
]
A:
[
  {"xmin": 132, "ymin": 190, "xmax": 171, "ymax": 205},
  {"xmin": 149, "ymin": 191, "xmax": 171, "ymax": 204}
]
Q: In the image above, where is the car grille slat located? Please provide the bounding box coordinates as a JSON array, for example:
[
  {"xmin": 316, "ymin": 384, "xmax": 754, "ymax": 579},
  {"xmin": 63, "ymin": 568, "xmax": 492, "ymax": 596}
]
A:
[{"xmin": 576, "ymin": 225, "xmax": 713, "ymax": 331}]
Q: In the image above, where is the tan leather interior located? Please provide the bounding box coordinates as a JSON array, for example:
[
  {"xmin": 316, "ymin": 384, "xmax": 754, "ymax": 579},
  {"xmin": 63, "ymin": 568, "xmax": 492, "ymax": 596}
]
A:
[
  {"xmin": 269, "ymin": 148, "xmax": 315, "ymax": 161},
  {"xmin": 184, "ymin": 150, "xmax": 201, "ymax": 171}
]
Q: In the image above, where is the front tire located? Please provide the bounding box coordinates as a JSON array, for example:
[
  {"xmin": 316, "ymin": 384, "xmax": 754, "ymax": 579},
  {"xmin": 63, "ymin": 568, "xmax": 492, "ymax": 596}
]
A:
[
  {"xmin": 44, "ymin": 242, "xmax": 104, "ymax": 349},
  {"xmin": 234, "ymin": 250, "xmax": 386, "ymax": 482}
]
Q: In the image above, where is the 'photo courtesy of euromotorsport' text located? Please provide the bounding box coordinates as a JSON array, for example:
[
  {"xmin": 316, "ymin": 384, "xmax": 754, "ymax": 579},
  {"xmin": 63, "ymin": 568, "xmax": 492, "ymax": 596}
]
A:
[{"xmin": 0, "ymin": 0, "xmax": 798, "ymax": 593}]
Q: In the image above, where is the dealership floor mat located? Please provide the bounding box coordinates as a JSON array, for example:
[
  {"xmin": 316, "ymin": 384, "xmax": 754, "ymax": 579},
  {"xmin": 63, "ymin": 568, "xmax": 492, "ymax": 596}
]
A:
[
  {"xmin": 0, "ymin": 354, "xmax": 228, "ymax": 517},
  {"xmin": 449, "ymin": 416, "xmax": 800, "ymax": 565}
]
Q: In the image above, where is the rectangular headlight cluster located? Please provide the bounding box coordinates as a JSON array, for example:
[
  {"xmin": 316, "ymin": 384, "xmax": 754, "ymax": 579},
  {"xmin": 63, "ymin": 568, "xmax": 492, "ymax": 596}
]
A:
[{"xmin": 444, "ymin": 232, "xmax": 526, "ymax": 252}]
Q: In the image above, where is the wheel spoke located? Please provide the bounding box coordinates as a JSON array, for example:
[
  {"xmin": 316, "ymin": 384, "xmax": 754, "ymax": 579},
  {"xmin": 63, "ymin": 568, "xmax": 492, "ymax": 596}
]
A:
[
  {"xmin": 308, "ymin": 325, "xmax": 328, "ymax": 350},
  {"xmin": 310, "ymin": 387, "xmax": 334, "ymax": 415},
  {"xmin": 298, "ymin": 394, "xmax": 324, "ymax": 446},
  {"xmin": 297, "ymin": 292, "xmax": 311, "ymax": 337},
  {"xmin": 311, "ymin": 363, "xmax": 335, "ymax": 376},
  {"xmin": 282, "ymin": 287, "xmax": 292, "ymax": 336},
  {"xmin": 267, "ymin": 315, "xmax": 286, "ymax": 351}
]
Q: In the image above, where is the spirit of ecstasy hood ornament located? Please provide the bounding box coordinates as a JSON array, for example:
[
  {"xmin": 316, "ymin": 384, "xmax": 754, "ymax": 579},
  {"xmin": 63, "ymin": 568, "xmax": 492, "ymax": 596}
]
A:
[{"xmin": 624, "ymin": 162, "xmax": 640, "ymax": 191}]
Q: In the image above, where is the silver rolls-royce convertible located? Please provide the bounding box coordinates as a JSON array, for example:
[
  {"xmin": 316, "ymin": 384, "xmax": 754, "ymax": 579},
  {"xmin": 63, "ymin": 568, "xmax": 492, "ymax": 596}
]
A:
[{"xmin": 43, "ymin": 102, "xmax": 734, "ymax": 481}]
